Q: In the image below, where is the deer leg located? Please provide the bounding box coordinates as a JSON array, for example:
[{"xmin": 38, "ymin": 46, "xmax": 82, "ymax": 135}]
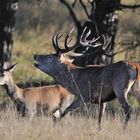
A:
[
  {"xmin": 134, "ymin": 82, "xmax": 140, "ymax": 105},
  {"xmin": 114, "ymin": 85, "xmax": 133, "ymax": 126},
  {"xmin": 116, "ymin": 93, "xmax": 131, "ymax": 126},
  {"xmin": 113, "ymin": 75, "xmax": 136, "ymax": 126},
  {"xmin": 52, "ymin": 109, "xmax": 61, "ymax": 122},
  {"xmin": 19, "ymin": 105, "xmax": 26, "ymax": 117},
  {"xmin": 98, "ymin": 102, "xmax": 106, "ymax": 129},
  {"xmin": 52, "ymin": 94, "xmax": 75, "ymax": 122},
  {"xmin": 16, "ymin": 103, "xmax": 26, "ymax": 117},
  {"xmin": 60, "ymin": 94, "xmax": 75, "ymax": 114},
  {"xmin": 27, "ymin": 103, "xmax": 37, "ymax": 121},
  {"xmin": 60, "ymin": 97, "xmax": 82, "ymax": 118}
]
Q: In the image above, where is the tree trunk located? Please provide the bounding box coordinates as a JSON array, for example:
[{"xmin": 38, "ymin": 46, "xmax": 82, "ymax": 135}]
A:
[{"xmin": 0, "ymin": 0, "xmax": 18, "ymax": 67}]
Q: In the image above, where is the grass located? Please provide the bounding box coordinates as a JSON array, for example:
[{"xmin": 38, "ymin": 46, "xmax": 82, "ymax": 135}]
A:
[
  {"xmin": 12, "ymin": 31, "xmax": 54, "ymax": 83},
  {"xmin": 0, "ymin": 108, "xmax": 140, "ymax": 140}
]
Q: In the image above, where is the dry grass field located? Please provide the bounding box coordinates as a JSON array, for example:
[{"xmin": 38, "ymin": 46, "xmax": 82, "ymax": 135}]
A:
[{"xmin": 0, "ymin": 108, "xmax": 140, "ymax": 140}]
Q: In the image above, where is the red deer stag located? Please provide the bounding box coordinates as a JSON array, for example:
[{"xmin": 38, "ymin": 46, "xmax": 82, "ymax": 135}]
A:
[
  {"xmin": 34, "ymin": 29, "xmax": 140, "ymax": 127},
  {"xmin": 0, "ymin": 64, "xmax": 74, "ymax": 120},
  {"xmin": 52, "ymin": 27, "xmax": 116, "ymax": 126}
]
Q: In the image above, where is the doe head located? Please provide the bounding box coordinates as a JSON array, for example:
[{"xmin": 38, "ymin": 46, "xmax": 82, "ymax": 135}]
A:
[{"xmin": 0, "ymin": 63, "xmax": 16, "ymax": 85}]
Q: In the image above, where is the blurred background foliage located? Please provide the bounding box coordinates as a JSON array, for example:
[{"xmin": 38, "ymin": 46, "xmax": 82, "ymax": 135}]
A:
[{"xmin": 0, "ymin": 0, "xmax": 140, "ymax": 113}]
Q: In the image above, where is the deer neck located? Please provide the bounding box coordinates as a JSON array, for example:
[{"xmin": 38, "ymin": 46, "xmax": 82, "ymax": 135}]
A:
[
  {"xmin": 54, "ymin": 66, "xmax": 79, "ymax": 95},
  {"xmin": 3, "ymin": 75, "xmax": 23, "ymax": 101}
]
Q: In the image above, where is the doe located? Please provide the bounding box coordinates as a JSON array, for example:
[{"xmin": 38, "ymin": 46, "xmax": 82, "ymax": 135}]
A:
[{"xmin": 0, "ymin": 64, "xmax": 74, "ymax": 120}]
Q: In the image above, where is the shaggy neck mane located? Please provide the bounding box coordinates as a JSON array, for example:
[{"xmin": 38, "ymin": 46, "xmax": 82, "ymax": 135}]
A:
[{"xmin": 54, "ymin": 65, "xmax": 79, "ymax": 96}]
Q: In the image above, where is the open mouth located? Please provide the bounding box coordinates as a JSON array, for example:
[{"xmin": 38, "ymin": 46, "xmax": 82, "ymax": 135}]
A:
[
  {"xmin": 34, "ymin": 62, "xmax": 39, "ymax": 67},
  {"xmin": 34, "ymin": 55, "xmax": 40, "ymax": 67},
  {"xmin": 34, "ymin": 61, "xmax": 45, "ymax": 68},
  {"xmin": 34, "ymin": 59, "xmax": 39, "ymax": 67},
  {"xmin": 34, "ymin": 55, "xmax": 48, "ymax": 69}
]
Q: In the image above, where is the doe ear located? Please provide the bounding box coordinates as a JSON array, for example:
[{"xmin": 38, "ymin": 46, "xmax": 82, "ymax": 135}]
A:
[
  {"xmin": 4, "ymin": 63, "xmax": 17, "ymax": 72},
  {"xmin": 9, "ymin": 63, "xmax": 17, "ymax": 72}
]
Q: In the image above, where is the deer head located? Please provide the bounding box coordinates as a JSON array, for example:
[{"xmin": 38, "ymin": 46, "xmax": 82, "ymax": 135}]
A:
[
  {"xmin": 34, "ymin": 54, "xmax": 69, "ymax": 78},
  {"xmin": 0, "ymin": 63, "xmax": 16, "ymax": 86}
]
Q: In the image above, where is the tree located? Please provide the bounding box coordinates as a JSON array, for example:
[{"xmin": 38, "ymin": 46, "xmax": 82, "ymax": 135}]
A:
[
  {"xmin": 59, "ymin": 0, "xmax": 140, "ymax": 66},
  {"xmin": 0, "ymin": 0, "xmax": 19, "ymax": 67},
  {"xmin": 0, "ymin": 0, "xmax": 26, "ymax": 115}
]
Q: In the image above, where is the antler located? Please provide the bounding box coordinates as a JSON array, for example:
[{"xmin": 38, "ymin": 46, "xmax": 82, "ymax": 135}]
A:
[
  {"xmin": 79, "ymin": 28, "xmax": 117, "ymax": 57},
  {"xmin": 52, "ymin": 26, "xmax": 116, "ymax": 58},
  {"xmin": 52, "ymin": 27, "xmax": 82, "ymax": 57},
  {"xmin": 52, "ymin": 33, "xmax": 63, "ymax": 54},
  {"xmin": 101, "ymin": 35, "xmax": 117, "ymax": 57},
  {"xmin": 80, "ymin": 26, "xmax": 102, "ymax": 47}
]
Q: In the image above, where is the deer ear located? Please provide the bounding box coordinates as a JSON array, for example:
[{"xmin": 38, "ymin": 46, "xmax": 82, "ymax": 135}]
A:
[
  {"xmin": 9, "ymin": 63, "xmax": 17, "ymax": 72},
  {"xmin": 4, "ymin": 63, "xmax": 17, "ymax": 72}
]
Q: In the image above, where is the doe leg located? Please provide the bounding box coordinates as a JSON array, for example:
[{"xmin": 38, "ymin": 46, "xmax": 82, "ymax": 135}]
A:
[
  {"xmin": 27, "ymin": 103, "xmax": 37, "ymax": 121},
  {"xmin": 53, "ymin": 97, "xmax": 82, "ymax": 122},
  {"xmin": 60, "ymin": 94, "xmax": 75, "ymax": 115}
]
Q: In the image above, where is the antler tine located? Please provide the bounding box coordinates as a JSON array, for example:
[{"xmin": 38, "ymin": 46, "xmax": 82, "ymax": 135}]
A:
[
  {"xmin": 80, "ymin": 26, "xmax": 102, "ymax": 47},
  {"xmin": 52, "ymin": 27, "xmax": 77, "ymax": 54},
  {"xmin": 102, "ymin": 35, "xmax": 117, "ymax": 57},
  {"xmin": 103, "ymin": 49, "xmax": 117, "ymax": 57},
  {"xmin": 80, "ymin": 27, "xmax": 90, "ymax": 46},
  {"xmin": 56, "ymin": 26, "xmax": 84, "ymax": 57},
  {"xmin": 64, "ymin": 26, "xmax": 75, "ymax": 49},
  {"xmin": 102, "ymin": 35, "xmax": 111, "ymax": 50},
  {"xmin": 67, "ymin": 36, "xmax": 74, "ymax": 45},
  {"xmin": 83, "ymin": 27, "xmax": 91, "ymax": 41},
  {"xmin": 90, "ymin": 37, "xmax": 102, "ymax": 47},
  {"xmin": 52, "ymin": 32, "xmax": 63, "ymax": 54},
  {"xmin": 61, "ymin": 26, "xmax": 79, "ymax": 53},
  {"xmin": 52, "ymin": 33, "xmax": 60, "ymax": 53}
]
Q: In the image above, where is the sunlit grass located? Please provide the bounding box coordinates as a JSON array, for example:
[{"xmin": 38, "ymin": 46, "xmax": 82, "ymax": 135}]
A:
[{"xmin": 0, "ymin": 109, "xmax": 140, "ymax": 140}]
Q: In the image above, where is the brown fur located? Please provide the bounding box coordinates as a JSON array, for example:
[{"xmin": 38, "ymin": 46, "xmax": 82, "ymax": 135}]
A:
[
  {"xmin": 60, "ymin": 54, "xmax": 81, "ymax": 69},
  {"xmin": 0, "ymin": 66, "xmax": 75, "ymax": 120},
  {"xmin": 17, "ymin": 85, "xmax": 71, "ymax": 112}
]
